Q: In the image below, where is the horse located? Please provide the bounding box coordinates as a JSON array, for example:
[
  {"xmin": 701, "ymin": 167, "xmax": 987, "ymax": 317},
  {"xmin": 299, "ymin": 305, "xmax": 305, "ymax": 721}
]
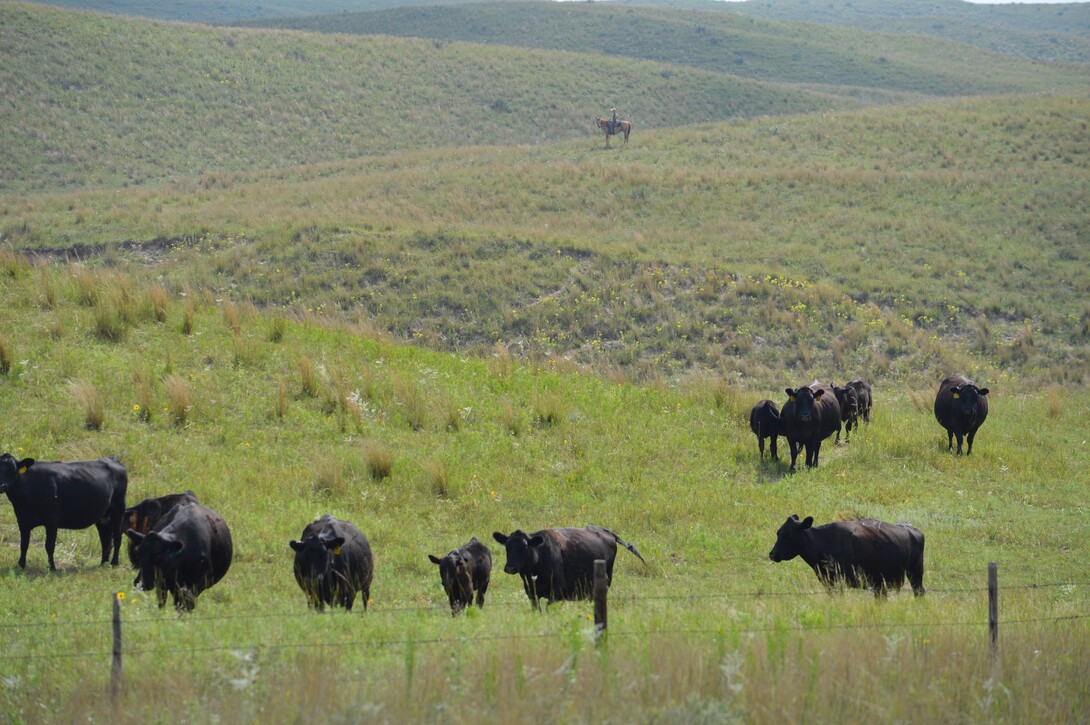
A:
[{"xmin": 595, "ymin": 116, "xmax": 631, "ymax": 147}]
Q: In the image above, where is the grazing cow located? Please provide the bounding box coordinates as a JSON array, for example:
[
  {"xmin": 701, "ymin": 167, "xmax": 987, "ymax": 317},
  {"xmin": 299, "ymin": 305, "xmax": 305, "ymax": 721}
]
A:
[
  {"xmin": 290, "ymin": 515, "xmax": 373, "ymax": 612},
  {"xmin": 428, "ymin": 537, "xmax": 492, "ymax": 615},
  {"xmin": 0, "ymin": 454, "xmax": 127, "ymax": 571},
  {"xmin": 934, "ymin": 373, "xmax": 989, "ymax": 455},
  {"xmin": 768, "ymin": 514, "xmax": 925, "ymax": 597},
  {"xmin": 492, "ymin": 526, "xmax": 646, "ymax": 609},
  {"xmin": 126, "ymin": 501, "xmax": 232, "ymax": 611},
  {"xmin": 832, "ymin": 384, "xmax": 860, "ymax": 444},
  {"xmin": 749, "ymin": 399, "xmax": 781, "ymax": 460},
  {"xmin": 778, "ymin": 382, "xmax": 842, "ymax": 470},
  {"xmin": 124, "ymin": 491, "xmax": 199, "ymax": 570},
  {"xmin": 848, "ymin": 378, "xmax": 873, "ymax": 424}
]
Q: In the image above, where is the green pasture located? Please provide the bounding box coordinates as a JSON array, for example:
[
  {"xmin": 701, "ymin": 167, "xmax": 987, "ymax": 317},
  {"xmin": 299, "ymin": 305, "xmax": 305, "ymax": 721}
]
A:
[{"xmin": 0, "ymin": 265, "xmax": 1087, "ymax": 722}]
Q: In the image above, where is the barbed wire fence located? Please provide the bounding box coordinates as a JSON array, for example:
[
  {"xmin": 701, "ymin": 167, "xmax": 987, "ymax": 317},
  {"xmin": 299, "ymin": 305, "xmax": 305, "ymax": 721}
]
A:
[{"xmin": 2, "ymin": 563, "xmax": 1087, "ymax": 701}]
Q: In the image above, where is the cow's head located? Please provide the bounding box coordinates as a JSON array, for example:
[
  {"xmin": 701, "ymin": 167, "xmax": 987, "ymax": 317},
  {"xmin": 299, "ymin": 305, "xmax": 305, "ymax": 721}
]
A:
[
  {"xmin": 493, "ymin": 530, "xmax": 543, "ymax": 575},
  {"xmin": 768, "ymin": 514, "xmax": 813, "ymax": 562},
  {"xmin": 785, "ymin": 387, "xmax": 823, "ymax": 423},
  {"xmin": 0, "ymin": 454, "xmax": 34, "ymax": 494},
  {"xmin": 429, "ymin": 551, "xmax": 472, "ymax": 613},
  {"xmin": 290, "ymin": 529, "xmax": 345, "ymax": 579},
  {"xmin": 125, "ymin": 529, "xmax": 183, "ymax": 599},
  {"xmin": 950, "ymin": 383, "xmax": 989, "ymax": 415}
]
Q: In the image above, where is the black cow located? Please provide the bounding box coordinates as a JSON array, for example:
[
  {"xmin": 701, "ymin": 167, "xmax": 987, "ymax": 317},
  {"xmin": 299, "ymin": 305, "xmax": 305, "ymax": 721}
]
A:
[
  {"xmin": 124, "ymin": 491, "xmax": 199, "ymax": 569},
  {"xmin": 778, "ymin": 381, "xmax": 842, "ymax": 470},
  {"xmin": 0, "ymin": 454, "xmax": 127, "ymax": 571},
  {"xmin": 848, "ymin": 379, "xmax": 873, "ymax": 424},
  {"xmin": 768, "ymin": 514, "xmax": 925, "ymax": 597},
  {"xmin": 290, "ymin": 515, "xmax": 373, "ymax": 612},
  {"xmin": 749, "ymin": 399, "xmax": 781, "ymax": 459},
  {"xmin": 125, "ymin": 501, "xmax": 233, "ymax": 611},
  {"xmin": 832, "ymin": 384, "xmax": 860, "ymax": 444},
  {"xmin": 934, "ymin": 373, "xmax": 989, "ymax": 455},
  {"xmin": 428, "ymin": 537, "xmax": 492, "ymax": 615},
  {"xmin": 492, "ymin": 526, "xmax": 646, "ymax": 609}
]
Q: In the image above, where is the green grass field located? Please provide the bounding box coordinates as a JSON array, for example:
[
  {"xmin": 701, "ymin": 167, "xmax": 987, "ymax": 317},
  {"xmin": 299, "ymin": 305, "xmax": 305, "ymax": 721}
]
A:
[
  {"xmin": 0, "ymin": 262, "xmax": 1087, "ymax": 723},
  {"xmin": 2, "ymin": 2, "xmax": 1089, "ymax": 721}
]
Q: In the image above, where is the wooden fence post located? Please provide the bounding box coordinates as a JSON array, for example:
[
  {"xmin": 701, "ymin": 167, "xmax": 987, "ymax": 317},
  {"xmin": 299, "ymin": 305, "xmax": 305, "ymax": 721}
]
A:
[
  {"xmin": 593, "ymin": 559, "xmax": 607, "ymax": 647},
  {"xmin": 988, "ymin": 562, "xmax": 998, "ymax": 659},
  {"xmin": 110, "ymin": 593, "xmax": 122, "ymax": 700}
]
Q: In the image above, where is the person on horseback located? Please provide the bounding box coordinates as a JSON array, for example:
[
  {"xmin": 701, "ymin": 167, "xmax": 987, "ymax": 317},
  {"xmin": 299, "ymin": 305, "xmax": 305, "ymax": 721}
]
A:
[{"xmin": 609, "ymin": 107, "xmax": 618, "ymax": 135}]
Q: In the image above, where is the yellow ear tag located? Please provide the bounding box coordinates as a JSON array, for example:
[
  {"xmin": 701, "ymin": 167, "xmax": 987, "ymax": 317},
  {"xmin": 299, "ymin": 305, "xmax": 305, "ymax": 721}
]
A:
[
  {"xmin": 333, "ymin": 546, "xmax": 342, "ymax": 556},
  {"xmin": 18, "ymin": 467, "xmax": 27, "ymax": 475},
  {"xmin": 789, "ymin": 394, "xmax": 797, "ymax": 401},
  {"xmin": 952, "ymin": 393, "xmax": 960, "ymax": 399}
]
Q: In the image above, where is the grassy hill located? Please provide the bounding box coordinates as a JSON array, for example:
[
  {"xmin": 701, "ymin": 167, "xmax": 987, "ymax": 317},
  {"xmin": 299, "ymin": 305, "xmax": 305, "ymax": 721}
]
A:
[
  {"xmin": 718, "ymin": 0, "xmax": 1090, "ymax": 65},
  {"xmin": 5, "ymin": 3, "xmax": 1087, "ymax": 193},
  {"xmin": 244, "ymin": 2, "xmax": 1090, "ymax": 93},
  {"xmin": 4, "ymin": 93, "xmax": 1089, "ymax": 389},
  {"xmin": 15, "ymin": 0, "xmax": 466, "ymax": 23},
  {"xmin": 1, "ymin": 2, "xmax": 870, "ymax": 193},
  {"xmin": 1, "ymin": 259, "xmax": 1088, "ymax": 722}
]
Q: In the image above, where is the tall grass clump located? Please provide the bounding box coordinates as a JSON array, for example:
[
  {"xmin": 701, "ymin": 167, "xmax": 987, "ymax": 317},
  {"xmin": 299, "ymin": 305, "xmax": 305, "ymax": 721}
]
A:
[
  {"xmin": 426, "ymin": 457, "xmax": 450, "ymax": 498},
  {"xmin": 268, "ymin": 315, "xmax": 286, "ymax": 343},
  {"xmin": 149, "ymin": 284, "xmax": 169, "ymax": 323},
  {"xmin": 363, "ymin": 439, "xmax": 393, "ymax": 481},
  {"xmin": 72, "ymin": 267, "xmax": 99, "ymax": 306},
  {"xmin": 276, "ymin": 378, "xmax": 289, "ymax": 419},
  {"xmin": 164, "ymin": 374, "xmax": 191, "ymax": 426},
  {"xmin": 68, "ymin": 378, "xmax": 104, "ymax": 430},
  {"xmin": 312, "ymin": 458, "xmax": 346, "ymax": 497},
  {"xmin": 0, "ymin": 335, "xmax": 10, "ymax": 375},
  {"xmin": 394, "ymin": 374, "xmax": 427, "ymax": 431},
  {"xmin": 133, "ymin": 369, "xmax": 154, "ymax": 423},
  {"xmin": 37, "ymin": 265, "xmax": 57, "ymax": 309},
  {"xmin": 222, "ymin": 299, "xmax": 242, "ymax": 336},
  {"xmin": 501, "ymin": 398, "xmax": 524, "ymax": 436},
  {"xmin": 93, "ymin": 295, "xmax": 129, "ymax": 342},
  {"xmin": 181, "ymin": 300, "xmax": 195, "ymax": 336},
  {"xmin": 298, "ymin": 355, "xmax": 320, "ymax": 398},
  {"xmin": 489, "ymin": 342, "xmax": 513, "ymax": 381},
  {"xmin": 533, "ymin": 392, "xmax": 563, "ymax": 427}
]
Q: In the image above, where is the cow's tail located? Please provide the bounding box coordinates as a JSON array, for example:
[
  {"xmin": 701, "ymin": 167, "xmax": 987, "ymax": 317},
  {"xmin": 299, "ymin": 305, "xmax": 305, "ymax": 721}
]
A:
[{"xmin": 592, "ymin": 526, "xmax": 648, "ymax": 566}]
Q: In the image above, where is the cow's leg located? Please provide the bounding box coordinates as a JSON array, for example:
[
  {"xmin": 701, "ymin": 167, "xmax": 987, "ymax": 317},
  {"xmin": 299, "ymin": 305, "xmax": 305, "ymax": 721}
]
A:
[
  {"xmin": 475, "ymin": 578, "xmax": 488, "ymax": 607},
  {"xmin": 44, "ymin": 526, "xmax": 59, "ymax": 571},
  {"xmin": 946, "ymin": 429, "xmax": 954, "ymax": 451},
  {"xmin": 770, "ymin": 435, "xmax": 778, "ymax": 460},
  {"xmin": 522, "ymin": 577, "xmax": 540, "ymax": 611},
  {"xmin": 966, "ymin": 429, "xmax": 976, "ymax": 456},
  {"xmin": 18, "ymin": 527, "xmax": 31, "ymax": 569},
  {"xmin": 343, "ymin": 591, "xmax": 356, "ymax": 612},
  {"xmin": 788, "ymin": 439, "xmax": 800, "ymax": 471},
  {"xmin": 758, "ymin": 435, "xmax": 765, "ymax": 458},
  {"xmin": 955, "ymin": 432, "xmax": 964, "ymax": 455},
  {"xmin": 808, "ymin": 442, "xmax": 821, "ymax": 468},
  {"xmin": 96, "ymin": 522, "xmax": 112, "ymax": 565},
  {"xmin": 361, "ymin": 585, "xmax": 370, "ymax": 611},
  {"xmin": 909, "ymin": 564, "xmax": 925, "ymax": 597}
]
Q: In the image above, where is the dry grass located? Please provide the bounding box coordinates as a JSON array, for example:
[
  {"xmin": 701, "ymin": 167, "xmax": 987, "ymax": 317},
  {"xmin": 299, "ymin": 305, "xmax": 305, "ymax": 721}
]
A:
[
  {"xmin": 67, "ymin": 378, "xmax": 104, "ymax": 430},
  {"xmin": 426, "ymin": 457, "xmax": 450, "ymax": 498},
  {"xmin": 268, "ymin": 315, "xmax": 286, "ymax": 343},
  {"xmin": 363, "ymin": 439, "xmax": 393, "ymax": 481},
  {"xmin": 298, "ymin": 355, "xmax": 320, "ymax": 398},
  {"xmin": 181, "ymin": 300, "xmax": 195, "ymax": 336},
  {"xmin": 0, "ymin": 334, "xmax": 10, "ymax": 375},
  {"xmin": 276, "ymin": 378, "xmax": 289, "ymax": 419},
  {"xmin": 394, "ymin": 374, "xmax": 427, "ymax": 431},
  {"xmin": 164, "ymin": 374, "xmax": 191, "ymax": 426},
  {"xmin": 149, "ymin": 284, "xmax": 169, "ymax": 323},
  {"xmin": 533, "ymin": 392, "xmax": 563, "ymax": 428},
  {"xmin": 501, "ymin": 398, "xmax": 524, "ymax": 436},
  {"xmin": 223, "ymin": 299, "xmax": 242, "ymax": 335}
]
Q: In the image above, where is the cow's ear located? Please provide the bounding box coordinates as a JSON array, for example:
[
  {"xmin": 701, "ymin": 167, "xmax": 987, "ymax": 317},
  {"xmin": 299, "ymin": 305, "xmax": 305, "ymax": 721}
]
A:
[
  {"xmin": 17, "ymin": 458, "xmax": 35, "ymax": 474},
  {"xmin": 428, "ymin": 554, "xmax": 442, "ymax": 565},
  {"xmin": 289, "ymin": 540, "xmax": 304, "ymax": 552},
  {"xmin": 950, "ymin": 385, "xmax": 961, "ymax": 399},
  {"xmin": 789, "ymin": 514, "xmax": 800, "ymax": 521},
  {"xmin": 493, "ymin": 531, "xmax": 508, "ymax": 544},
  {"xmin": 800, "ymin": 516, "xmax": 814, "ymax": 530},
  {"xmin": 978, "ymin": 388, "xmax": 989, "ymax": 396},
  {"xmin": 813, "ymin": 389, "xmax": 824, "ymax": 399},
  {"xmin": 324, "ymin": 536, "xmax": 346, "ymax": 551},
  {"xmin": 166, "ymin": 538, "xmax": 184, "ymax": 555},
  {"xmin": 125, "ymin": 529, "xmax": 145, "ymax": 543},
  {"xmin": 469, "ymin": 536, "xmax": 479, "ymax": 544},
  {"xmin": 784, "ymin": 388, "xmax": 795, "ymax": 398},
  {"xmin": 528, "ymin": 535, "xmax": 545, "ymax": 548}
]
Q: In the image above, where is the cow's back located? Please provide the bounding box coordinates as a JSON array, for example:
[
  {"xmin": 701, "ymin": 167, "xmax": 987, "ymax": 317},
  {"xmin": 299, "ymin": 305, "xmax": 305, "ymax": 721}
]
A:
[
  {"xmin": 552, "ymin": 527, "xmax": 618, "ymax": 599},
  {"xmin": 26, "ymin": 458, "xmax": 126, "ymax": 529}
]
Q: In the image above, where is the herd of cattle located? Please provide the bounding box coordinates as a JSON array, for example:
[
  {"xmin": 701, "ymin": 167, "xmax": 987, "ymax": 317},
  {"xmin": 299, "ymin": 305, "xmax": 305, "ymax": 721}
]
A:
[{"xmin": 0, "ymin": 374, "xmax": 987, "ymax": 611}]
